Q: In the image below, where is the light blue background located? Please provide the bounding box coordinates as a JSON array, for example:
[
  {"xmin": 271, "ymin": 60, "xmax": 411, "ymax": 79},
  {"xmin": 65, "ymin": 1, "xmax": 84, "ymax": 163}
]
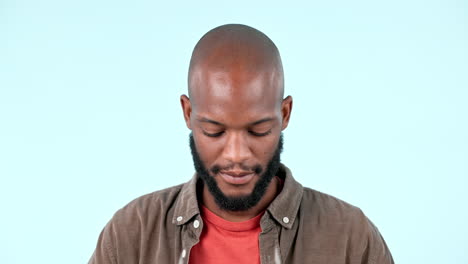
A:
[{"xmin": 1, "ymin": 0, "xmax": 467, "ymax": 263}]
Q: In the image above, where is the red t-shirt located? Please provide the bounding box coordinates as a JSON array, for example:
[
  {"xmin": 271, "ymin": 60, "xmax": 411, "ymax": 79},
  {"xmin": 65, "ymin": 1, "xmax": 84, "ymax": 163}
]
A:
[{"xmin": 189, "ymin": 206, "xmax": 264, "ymax": 264}]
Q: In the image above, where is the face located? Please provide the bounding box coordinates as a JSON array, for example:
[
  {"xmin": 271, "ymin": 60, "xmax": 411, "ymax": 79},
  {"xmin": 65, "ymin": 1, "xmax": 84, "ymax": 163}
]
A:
[{"xmin": 181, "ymin": 66, "xmax": 292, "ymax": 211}]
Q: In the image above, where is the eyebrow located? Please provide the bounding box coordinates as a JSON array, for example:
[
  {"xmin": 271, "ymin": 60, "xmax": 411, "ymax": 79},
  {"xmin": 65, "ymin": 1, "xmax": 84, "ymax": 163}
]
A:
[
  {"xmin": 196, "ymin": 117, "xmax": 275, "ymax": 126},
  {"xmin": 197, "ymin": 117, "xmax": 223, "ymax": 126}
]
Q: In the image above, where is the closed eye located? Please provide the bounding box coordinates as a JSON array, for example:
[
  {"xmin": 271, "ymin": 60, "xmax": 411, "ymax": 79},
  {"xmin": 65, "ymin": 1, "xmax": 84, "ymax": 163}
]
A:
[
  {"xmin": 249, "ymin": 130, "xmax": 272, "ymax": 137},
  {"xmin": 203, "ymin": 131, "xmax": 225, "ymax": 138}
]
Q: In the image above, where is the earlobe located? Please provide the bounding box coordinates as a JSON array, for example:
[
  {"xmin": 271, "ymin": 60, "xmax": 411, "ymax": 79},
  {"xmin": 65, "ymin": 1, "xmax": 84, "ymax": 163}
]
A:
[
  {"xmin": 180, "ymin": 95, "xmax": 192, "ymax": 129},
  {"xmin": 281, "ymin": 96, "xmax": 293, "ymax": 130}
]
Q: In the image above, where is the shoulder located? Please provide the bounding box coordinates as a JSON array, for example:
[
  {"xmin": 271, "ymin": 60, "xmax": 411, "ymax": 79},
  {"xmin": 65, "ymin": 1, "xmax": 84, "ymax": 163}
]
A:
[
  {"xmin": 301, "ymin": 187, "xmax": 364, "ymax": 217},
  {"xmin": 300, "ymin": 187, "xmax": 370, "ymax": 235},
  {"xmin": 111, "ymin": 183, "xmax": 185, "ymax": 225},
  {"xmin": 90, "ymin": 184, "xmax": 185, "ymax": 262},
  {"xmin": 99, "ymin": 183, "xmax": 186, "ymax": 244},
  {"xmin": 299, "ymin": 187, "xmax": 393, "ymax": 260},
  {"xmin": 90, "ymin": 184, "xmax": 188, "ymax": 263}
]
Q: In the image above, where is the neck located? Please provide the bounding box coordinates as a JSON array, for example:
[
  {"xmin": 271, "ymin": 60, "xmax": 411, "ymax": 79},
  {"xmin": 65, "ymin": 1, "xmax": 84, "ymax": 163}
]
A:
[{"xmin": 201, "ymin": 176, "xmax": 280, "ymax": 222}]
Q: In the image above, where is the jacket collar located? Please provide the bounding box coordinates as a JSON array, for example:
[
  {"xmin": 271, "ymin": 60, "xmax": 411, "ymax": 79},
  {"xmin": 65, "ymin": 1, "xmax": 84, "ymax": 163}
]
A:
[
  {"xmin": 266, "ymin": 164, "xmax": 303, "ymax": 229},
  {"xmin": 172, "ymin": 173, "xmax": 200, "ymax": 225},
  {"xmin": 173, "ymin": 163, "xmax": 303, "ymax": 228}
]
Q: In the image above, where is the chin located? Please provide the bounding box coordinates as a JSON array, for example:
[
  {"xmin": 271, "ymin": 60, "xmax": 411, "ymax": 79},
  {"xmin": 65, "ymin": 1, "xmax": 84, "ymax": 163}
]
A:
[
  {"xmin": 216, "ymin": 181, "xmax": 257, "ymax": 197},
  {"xmin": 223, "ymin": 189, "xmax": 255, "ymax": 199}
]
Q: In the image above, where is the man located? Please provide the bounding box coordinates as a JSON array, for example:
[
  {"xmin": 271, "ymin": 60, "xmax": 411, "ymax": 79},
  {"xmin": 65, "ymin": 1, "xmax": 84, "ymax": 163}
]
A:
[{"xmin": 89, "ymin": 24, "xmax": 394, "ymax": 264}]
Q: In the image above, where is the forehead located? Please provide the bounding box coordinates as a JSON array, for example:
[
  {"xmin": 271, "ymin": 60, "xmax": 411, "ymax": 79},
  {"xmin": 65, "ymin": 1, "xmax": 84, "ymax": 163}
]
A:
[{"xmin": 190, "ymin": 68, "xmax": 282, "ymax": 122}]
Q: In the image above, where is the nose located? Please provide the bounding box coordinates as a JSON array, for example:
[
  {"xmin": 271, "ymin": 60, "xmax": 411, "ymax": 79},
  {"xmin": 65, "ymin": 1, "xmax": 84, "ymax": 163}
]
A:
[{"xmin": 221, "ymin": 132, "xmax": 253, "ymax": 165}]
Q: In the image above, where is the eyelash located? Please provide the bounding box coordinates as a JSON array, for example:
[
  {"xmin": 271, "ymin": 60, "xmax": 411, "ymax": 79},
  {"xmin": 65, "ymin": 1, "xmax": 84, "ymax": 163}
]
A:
[
  {"xmin": 202, "ymin": 130, "xmax": 271, "ymax": 138},
  {"xmin": 203, "ymin": 131, "xmax": 224, "ymax": 138},
  {"xmin": 249, "ymin": 130, "xmax": 272, "ymax": 137}
]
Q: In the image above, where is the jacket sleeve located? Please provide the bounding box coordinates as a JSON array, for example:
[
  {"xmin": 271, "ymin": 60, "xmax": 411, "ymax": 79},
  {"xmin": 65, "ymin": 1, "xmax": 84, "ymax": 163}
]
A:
[
  {"xmin": 88, "ymin": 221, "xmax": 117, "ymax": 264},
  {"xmin": 364, "ymin": 218, "xmax": 395, "ymax": 264}
]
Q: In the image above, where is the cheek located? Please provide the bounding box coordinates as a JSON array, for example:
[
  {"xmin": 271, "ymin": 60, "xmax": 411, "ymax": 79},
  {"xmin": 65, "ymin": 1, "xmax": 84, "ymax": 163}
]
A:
[
  {"xmin": 249, "ymin": 135, "xmax": 281, "ymax": 160},
  {"xmin": 193, "ymin": 134, "xmax": 223, "ymax": 163}
]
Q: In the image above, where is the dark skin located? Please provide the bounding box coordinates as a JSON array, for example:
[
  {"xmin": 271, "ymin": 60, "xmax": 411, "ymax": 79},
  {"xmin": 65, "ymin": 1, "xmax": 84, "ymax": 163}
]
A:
[{"xmin": 180, "ymin": 24, "xmax": 293, "ymax": 222}]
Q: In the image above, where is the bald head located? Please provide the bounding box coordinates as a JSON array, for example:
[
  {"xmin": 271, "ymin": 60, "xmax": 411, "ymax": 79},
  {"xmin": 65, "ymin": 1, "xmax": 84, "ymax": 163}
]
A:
[{"xmin": 187, "ymin": 24, "xmax": 284, "ymax": 105}]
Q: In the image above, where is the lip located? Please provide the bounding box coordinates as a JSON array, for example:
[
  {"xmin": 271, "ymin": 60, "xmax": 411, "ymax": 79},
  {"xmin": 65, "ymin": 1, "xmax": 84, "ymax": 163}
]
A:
[{"xmin": 219, "ymin": 171, "xmax": 255, "ymax": 185}]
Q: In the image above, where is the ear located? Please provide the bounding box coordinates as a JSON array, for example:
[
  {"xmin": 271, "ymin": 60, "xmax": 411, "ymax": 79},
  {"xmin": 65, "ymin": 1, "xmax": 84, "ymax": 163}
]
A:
[
  {"xmin": 281, "ymin": 96, "xmax": 293, "ymax": 130},
  {"xmin": 180, "ymin": 94, "xmax": 192, "ymax": 130}
]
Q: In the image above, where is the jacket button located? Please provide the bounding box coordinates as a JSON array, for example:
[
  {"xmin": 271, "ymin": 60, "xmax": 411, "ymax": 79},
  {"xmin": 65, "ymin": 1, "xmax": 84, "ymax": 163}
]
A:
[
  {"xmin": 176, "ymin": 216, "xmax": 183, "ymax": 222},
  {"xmin": 193, "ymin": 220, "xmax": 200, "ymax": 228},
  {"xmin": 282, "ymin": 217, "xmax": 290, "ymax": 224}
]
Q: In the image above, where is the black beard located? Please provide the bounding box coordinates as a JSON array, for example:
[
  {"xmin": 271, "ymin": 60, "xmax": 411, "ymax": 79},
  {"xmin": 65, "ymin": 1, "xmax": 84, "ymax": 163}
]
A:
[{"xmin": 189, "ymin": 133, "xmax": 283, "ymax": 212}]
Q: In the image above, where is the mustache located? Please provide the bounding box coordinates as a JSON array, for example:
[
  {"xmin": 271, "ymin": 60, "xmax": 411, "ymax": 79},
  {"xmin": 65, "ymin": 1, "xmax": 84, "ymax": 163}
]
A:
[{"xmin": 211, "ymin": 164, "xmax": 263, "ymax": 175}]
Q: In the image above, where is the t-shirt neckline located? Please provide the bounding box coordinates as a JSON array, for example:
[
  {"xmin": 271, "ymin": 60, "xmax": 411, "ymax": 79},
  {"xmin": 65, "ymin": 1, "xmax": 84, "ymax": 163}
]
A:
[{"xmin": 201, "ymin": 205, "xmax": 264, "ymax": 232}]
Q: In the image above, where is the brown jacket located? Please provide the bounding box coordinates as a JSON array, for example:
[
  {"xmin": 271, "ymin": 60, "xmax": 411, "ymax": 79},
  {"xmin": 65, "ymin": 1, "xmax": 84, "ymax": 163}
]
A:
[{"xmin": 89, "ymin": 164, "xmax": 394, "ymax": 264}]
